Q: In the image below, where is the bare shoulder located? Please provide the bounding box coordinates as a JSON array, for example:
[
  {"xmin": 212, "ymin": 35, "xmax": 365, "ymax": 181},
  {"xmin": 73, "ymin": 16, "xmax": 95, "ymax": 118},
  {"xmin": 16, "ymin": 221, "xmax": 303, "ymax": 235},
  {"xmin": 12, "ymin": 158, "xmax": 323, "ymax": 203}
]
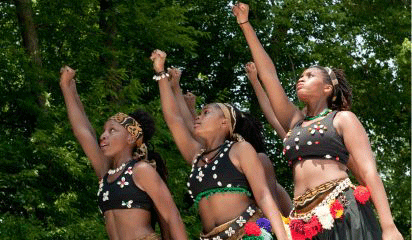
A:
[
  {"xmin": 231, "ymin": 140, "xmax": 256, "ymax": 154},
  {"xmin": 334, "ymin": 111, "xmax": 360, "ymax": 125},
  {"xmin": 335, "ymin": 110, "xmax": 357, "ymax": 120},
  {"xmin": 132, "ymin": 161, "xmax": 159, "ymax": 180},
  {"xmin": 334, "ymin": 111, "xmax": 363, "ymax": 135}
]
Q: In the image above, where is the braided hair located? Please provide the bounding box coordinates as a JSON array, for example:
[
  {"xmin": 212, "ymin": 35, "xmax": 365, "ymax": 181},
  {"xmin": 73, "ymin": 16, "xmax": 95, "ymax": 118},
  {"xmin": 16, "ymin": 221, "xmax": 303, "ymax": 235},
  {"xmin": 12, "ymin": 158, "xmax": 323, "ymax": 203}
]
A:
[{"xmin": 313, "ymin": 66, "xmax": 353, "ymax": 111}]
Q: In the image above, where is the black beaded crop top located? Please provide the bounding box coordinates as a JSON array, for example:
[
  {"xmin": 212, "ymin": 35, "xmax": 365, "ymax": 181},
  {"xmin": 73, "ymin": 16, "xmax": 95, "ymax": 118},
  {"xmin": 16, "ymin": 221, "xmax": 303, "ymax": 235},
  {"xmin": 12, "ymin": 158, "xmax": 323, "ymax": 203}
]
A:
[
  {"xmin": 187, "ymin": 140, "xmax": 252, "ymax": 206},
  {"xmin": 97, "ymin": 160, "xmax": 153, "ymax": 213},
  {"xmin": 283, "ymin": 111, "xmax": 349, "ymax": 167}
]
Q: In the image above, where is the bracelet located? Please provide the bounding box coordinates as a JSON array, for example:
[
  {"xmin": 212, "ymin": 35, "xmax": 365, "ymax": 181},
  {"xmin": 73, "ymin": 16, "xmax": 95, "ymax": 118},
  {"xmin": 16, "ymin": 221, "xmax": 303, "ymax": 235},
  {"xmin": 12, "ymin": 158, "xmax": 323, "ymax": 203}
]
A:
[
  {"xmin": 153, "ymin": 71, "xmax": 169, "ymax": 81},
  {"xmin": 238, "ymin": 20, "xmax": 249, "ymax": 25}
]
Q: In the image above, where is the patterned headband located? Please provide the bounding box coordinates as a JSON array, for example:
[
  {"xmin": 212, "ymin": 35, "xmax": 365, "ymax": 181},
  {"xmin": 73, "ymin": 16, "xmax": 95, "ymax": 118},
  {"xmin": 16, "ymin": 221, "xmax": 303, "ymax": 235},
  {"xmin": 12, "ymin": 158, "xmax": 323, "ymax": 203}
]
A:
[
  {"xmin": 323, "ymin": 67, "xmax": 338, "ymax": 86},
  {"xmin": 109, "ymin": 112, "xmax": 143, "ymax": 140},
  {"xmin": 215, "ymin": 103, "xmax": 237, "ymax": 137},
  {"xmin": 323, "ymin": 67, "xmax": 338, "ymax": 102}
]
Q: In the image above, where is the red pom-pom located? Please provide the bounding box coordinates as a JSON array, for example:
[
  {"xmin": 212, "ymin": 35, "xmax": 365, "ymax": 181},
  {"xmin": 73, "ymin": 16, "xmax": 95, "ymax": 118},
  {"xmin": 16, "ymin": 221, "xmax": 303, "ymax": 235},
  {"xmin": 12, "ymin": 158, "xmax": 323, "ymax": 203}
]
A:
[
  {"xmin": 244, "ymin": 222, "xmax": 261, "ymax": 236},
  {"xmin": 290, "ymin": 219, "xmax": 305, "ymax": 240},
  {"xmin": 330, "ymin": 199, "xmax": 344, "ymax": 219},
  {"xmin": 354, "ymin": 186, "xmax": 371, "ymax": 204},
  {"xmin": 302, "ymin": 216, "xmax": 323, "ymax": 239}
]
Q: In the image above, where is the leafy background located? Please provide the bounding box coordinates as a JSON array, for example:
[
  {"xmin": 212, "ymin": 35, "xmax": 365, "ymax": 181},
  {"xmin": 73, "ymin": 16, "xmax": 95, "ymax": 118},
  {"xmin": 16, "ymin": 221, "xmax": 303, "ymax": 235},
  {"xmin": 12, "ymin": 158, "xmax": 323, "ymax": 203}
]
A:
[{"xmin": 0, "ymin": 0, "xmax": 410, "ymax": 239}]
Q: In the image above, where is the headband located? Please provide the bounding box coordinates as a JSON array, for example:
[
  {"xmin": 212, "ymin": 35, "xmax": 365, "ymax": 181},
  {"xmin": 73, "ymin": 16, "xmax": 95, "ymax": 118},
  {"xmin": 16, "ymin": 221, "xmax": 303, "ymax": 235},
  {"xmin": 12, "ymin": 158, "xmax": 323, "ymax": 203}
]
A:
[
  {"xmin": 323, "ymin": 67, "xmax": 338, "ymax": 102},
  {"xmin": 323, "ymin": 67, "xmax": 338, "ymax": 86},
  {"xmin": 109, "ymin": 113, "xmax": 156, "ymax": 166},
  {"xmin": 109, "ymin": 112, "xmax": 143, "ymax": 140},
  {"xmin": 215, "ymin": 103, "xmax": 236, "ymax": 137}
]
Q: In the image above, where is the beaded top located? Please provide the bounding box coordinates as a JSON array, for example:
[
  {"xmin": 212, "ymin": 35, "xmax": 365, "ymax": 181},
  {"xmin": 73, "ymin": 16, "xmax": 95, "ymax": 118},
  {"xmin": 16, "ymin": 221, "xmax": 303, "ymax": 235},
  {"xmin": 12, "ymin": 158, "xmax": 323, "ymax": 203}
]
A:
[
  {"xmin": 283, "ymin": 111, "xmax": 349, "ymax": 167},
  {"xmin": 97, "ymin": 160, "xmax": 153, "ymax": 214},
  {"xmin": 187, "ymin": 140, "xmax": 252, "ymax": 205}
]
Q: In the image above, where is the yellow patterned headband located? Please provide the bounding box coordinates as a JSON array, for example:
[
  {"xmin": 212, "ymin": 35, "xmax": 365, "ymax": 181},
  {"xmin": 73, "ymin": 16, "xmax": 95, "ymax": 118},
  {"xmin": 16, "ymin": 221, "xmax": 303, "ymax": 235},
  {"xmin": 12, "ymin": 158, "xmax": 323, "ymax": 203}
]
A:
[
  {"xmin": 215, "ymin": 103, "xmax": 236, "ymax": 137},
  {"xmin": 109, "ymin": 112, "xmax": 143, "ymax": 140}
]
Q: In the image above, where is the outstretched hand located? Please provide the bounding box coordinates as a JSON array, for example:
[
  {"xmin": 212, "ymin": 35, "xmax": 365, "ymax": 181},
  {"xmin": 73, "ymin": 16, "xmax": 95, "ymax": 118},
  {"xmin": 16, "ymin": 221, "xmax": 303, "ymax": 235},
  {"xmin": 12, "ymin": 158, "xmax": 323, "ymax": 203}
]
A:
[
  {"xmin": 150, "ymin": 49, "xmax": 167, "ymax": 73},
  {"xmin": 232, "ymin": 2, "xmax": 249, "ymax": 24},
  {"xmin": 168, "ymin": 67, "xmax": 182, "ymax": 89},
  {"xmin": 245, "ymin": 62, "xmax": 258, "ymax": 82},
  {"xmin": 59, "ymin": 66, "xmax": 76, "ymax": 88}
]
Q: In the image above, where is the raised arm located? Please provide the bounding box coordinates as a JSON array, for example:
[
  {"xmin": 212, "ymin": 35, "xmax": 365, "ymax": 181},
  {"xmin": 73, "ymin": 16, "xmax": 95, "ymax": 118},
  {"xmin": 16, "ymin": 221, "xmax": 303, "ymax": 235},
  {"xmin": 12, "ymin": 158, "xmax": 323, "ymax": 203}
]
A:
[
  {"xmin": 245, "ymin": 62, "xmax": 287, "ymax": 138},
  {"xmin": 232, "ymin": 142, "xmax": 288, "ymax": 240},
  {"xmin": 60, "ymin": 66, "xmax": 108, "ymax": 178},
  {"xmin": 133, "ymin": 163, "xmax": 188, "ymax": 240},
  {"xmin": 150, "ymin": 50, "xmax": 202, "ymax": 164},
  {"xmin": 168, "ymin": 67, "xmax": 196, "ymax": 132},
  {"xmin": 233, "ymin": 3, "xmax": 303, "ymax": 131},
  {"xmin": 336, "ymin": 111, "xmax": 403, "ymax": 240}
]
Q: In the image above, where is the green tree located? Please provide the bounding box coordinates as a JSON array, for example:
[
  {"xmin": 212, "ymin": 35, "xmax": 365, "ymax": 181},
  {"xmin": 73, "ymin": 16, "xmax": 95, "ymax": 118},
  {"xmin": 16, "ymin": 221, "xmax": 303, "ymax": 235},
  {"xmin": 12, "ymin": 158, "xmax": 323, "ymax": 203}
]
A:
[{"xmin": 0, "ymin": 0, "xmax": 410, "ymax": 239}]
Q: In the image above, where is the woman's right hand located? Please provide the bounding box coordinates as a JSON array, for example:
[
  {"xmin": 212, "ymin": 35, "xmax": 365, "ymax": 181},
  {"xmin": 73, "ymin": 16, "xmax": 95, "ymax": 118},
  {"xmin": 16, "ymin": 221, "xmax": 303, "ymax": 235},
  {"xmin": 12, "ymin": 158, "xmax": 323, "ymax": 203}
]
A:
[
  {"xmin": 245, "ymin": 62, "xmax": 258, "ymax": 82},
  {"xmin": 59, "ymin": 66, "xmax": 76, "ymax": 88},
  {"xmin": 232, "ymin": 2, "xmax": 249, "ymax": 24},
  {"xmin": 150, "ymin": 49, "xmax": 167, "ymax": 73}
]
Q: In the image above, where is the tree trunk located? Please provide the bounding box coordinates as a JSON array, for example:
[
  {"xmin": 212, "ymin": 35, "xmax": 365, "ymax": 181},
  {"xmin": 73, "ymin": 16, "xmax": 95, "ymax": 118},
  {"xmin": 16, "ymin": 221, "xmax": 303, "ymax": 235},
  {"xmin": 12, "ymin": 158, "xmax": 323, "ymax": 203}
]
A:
[
  {"xmin": 99, "ymin": 0, "xmax": 118, "ymax": 69},
  {"xmin": 14, "ymin": 0, "xmax": 42, "ymax": 66}
]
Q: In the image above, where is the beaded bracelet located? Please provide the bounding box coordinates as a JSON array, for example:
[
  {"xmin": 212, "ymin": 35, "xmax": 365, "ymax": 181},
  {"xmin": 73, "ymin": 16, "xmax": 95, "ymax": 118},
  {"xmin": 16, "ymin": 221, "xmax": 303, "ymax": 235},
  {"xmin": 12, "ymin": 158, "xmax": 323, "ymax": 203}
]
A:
[{"xmin": 153, "ymin": 71, "xmax": 169, "ymax": 81}]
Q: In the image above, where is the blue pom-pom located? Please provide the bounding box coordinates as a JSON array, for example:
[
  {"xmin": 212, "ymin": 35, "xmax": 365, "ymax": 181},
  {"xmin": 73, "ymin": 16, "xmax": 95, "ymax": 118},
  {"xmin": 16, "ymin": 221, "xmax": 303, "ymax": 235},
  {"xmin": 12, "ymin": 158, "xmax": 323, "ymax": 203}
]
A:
[{"xmin": 256, "ymin": 218, "xmax": 271, "ymax": 233}]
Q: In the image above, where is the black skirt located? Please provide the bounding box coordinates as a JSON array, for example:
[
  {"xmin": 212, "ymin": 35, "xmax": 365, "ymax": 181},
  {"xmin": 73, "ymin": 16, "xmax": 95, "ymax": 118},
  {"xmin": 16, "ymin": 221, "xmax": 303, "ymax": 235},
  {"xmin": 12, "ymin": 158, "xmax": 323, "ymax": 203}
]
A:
[{"xmin": 313, "ymin": 188, "xmax": 382, "ymax": 240}]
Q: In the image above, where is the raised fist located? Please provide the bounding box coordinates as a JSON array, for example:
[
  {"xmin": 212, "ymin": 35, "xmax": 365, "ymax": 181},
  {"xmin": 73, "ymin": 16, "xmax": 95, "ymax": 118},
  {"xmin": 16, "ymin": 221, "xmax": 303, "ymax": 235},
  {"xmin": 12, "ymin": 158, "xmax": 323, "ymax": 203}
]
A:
[
  {"xmin": 168, "ymin": 67, "xmax": 182, "ymax": 88},
  {"xmin": 150, "ymin": 49, "xmax": 167, "ymax": 73},
  {"xmin": 232, "ymin": 2, "xmax": 249, "ymax": 24},
  {"xmin": 59, "ymin": 66, "xmax": 76, "ymax": 88}
]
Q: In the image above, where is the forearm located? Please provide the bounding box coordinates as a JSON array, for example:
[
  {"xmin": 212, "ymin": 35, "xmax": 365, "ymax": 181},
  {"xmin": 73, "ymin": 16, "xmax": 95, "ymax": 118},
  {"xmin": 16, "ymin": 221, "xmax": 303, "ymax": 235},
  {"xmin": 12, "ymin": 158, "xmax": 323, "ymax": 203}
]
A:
[
  {"xmin": 158, "ymin": 79, "xmax": 182, "ymax": 124},
  {"xmin": 363, "ymin": 171, "xmax": 396, "ymax": 229},
  {"xmin": 239, "ymin": 23, "xmax": 297, "ymax": 130},
  {"xmin": 162, "ymin": 206, "xmax": 188, "ymax": 240},
  {"xmin": 171, "ymin": 86, "xmax": 195, "ymax": 132},
  {"xmin": 256, "ymin": 194, "xmax": 288, "ymax": 240},
  {"xmin": 61, "ymin": 84, "xmax": 95, "ymax": 138},
  {"xmin": 249, "ymin": 79, "xmax": 287, "ymax": 138}
]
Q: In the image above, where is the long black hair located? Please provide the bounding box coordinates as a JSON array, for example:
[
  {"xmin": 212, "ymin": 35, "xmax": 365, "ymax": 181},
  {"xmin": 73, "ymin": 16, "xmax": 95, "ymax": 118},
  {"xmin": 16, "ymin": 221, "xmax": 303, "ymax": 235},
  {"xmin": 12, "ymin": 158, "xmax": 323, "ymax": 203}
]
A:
[
  {"xmin": 128, "ymin": 109, "xmax": 168, "ymax": 182},
  {"xmin": 128, "ymin": 109, "xmax": 168, "ymax": 230},
  {"xmin": 229, "ymin": 105, "xmax": 266, "ymax": 154}
]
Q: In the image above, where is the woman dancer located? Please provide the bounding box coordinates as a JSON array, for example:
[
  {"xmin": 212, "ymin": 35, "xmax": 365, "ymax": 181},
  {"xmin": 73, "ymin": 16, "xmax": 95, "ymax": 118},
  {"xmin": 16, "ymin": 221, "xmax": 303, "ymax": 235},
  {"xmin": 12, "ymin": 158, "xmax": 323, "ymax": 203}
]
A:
[
  {"xmin": 168, "ymin": 66, "xmax": 292, "ymax": 217},
  {"xmin": 151, "ymin": 50, "xmax": 288, "ymax": 240},
  {"xmin": 233, "ymin": 3, "xmax": 403, "ymax": 240},
  {"xmin": 60, "ymin": 66, "xmax": 187, "ymax": 240}
]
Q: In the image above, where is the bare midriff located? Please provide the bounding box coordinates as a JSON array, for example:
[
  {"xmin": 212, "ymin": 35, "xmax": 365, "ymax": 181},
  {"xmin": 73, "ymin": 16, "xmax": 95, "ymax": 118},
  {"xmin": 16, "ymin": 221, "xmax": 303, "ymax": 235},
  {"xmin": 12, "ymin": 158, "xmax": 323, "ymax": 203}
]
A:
[
  {"xmin": 104, "ymin": 208, "xmax": 154, "ymax": 240},
  {"xmin": 198, "ymin": 192, "xmax": 253, "ymax": 233},
  {"xmin": 293, "ymin": 158, "xmax": 348, "ymax": 198}
]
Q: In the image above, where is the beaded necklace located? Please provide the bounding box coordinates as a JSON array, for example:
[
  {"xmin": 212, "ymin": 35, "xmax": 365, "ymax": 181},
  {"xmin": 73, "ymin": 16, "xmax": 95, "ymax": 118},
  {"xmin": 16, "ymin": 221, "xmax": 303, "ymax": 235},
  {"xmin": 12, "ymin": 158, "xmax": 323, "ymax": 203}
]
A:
[
  {"xmin": 304, "ymin": 108, "xmax": 332, "ymax": 121},
  {"xmin": 107, "ymin": 160, "xmax": 132, "ymax": 175},
  {"xmin": 200, "ymin": 143, "xmax": 225, "ymax": 164}
]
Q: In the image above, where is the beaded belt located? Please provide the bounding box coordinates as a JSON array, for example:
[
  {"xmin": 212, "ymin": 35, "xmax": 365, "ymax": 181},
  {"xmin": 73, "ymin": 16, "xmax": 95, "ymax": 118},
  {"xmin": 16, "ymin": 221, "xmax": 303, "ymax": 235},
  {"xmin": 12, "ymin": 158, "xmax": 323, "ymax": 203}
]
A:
[
  {"xmin": 293, "ymin": 178, "xmax": 346, "ymax": 209},
  {"xmin": 200, "ymin": 203, "xmax": 260, "ymax": 240},
  {"xmin": 290, "ymin": 178, "xmax": 351, "ymax": 221}
]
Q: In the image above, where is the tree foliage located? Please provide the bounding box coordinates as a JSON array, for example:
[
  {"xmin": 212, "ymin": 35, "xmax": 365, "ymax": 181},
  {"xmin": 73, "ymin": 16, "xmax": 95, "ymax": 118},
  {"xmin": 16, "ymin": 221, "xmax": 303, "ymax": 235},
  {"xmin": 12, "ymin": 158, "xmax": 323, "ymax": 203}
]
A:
[{"xmin": 0, "ymin": 0, "xmax": 410, "ymax": 239}]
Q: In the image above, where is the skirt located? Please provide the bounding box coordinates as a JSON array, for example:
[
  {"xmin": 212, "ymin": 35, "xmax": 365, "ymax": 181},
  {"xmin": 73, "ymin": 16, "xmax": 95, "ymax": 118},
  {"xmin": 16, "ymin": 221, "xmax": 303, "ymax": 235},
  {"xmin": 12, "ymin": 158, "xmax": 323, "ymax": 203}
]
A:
[
  {"xmin": 200, "ymin": 203, "xmax": 274, "ymax": 240},
  {"xmin": 284, "ymin": 178, "xmax": 382, "ymax": 240}
]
